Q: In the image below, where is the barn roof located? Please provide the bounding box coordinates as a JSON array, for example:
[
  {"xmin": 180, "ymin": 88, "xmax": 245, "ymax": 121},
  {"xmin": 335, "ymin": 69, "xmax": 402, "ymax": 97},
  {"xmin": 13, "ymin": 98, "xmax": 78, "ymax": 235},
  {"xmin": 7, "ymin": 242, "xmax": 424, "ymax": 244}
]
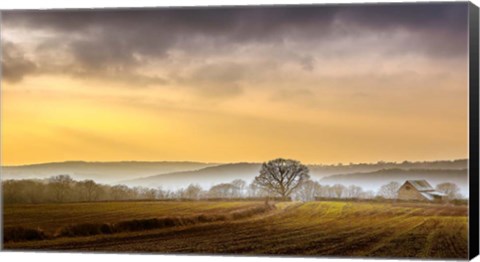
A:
[
  {"xmin": 427, "ymin": 191, "xmax": 446, "ymax": 197},
  {"xmin": 420, "ymin": 191, "xmax": 447, "ymax": 201},
  {"xmin": 419, "ymin": 192, "xmax": 434, "ymax": 201},
  {"xmin": 405, "ymin": 180, "xmax": 434, "ymax": 192}
]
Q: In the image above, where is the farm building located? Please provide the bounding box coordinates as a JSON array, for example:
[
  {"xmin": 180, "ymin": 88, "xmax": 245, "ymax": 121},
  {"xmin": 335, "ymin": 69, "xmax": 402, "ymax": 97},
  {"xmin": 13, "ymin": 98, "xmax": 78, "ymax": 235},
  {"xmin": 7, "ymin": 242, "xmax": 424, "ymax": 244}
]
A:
[{"xmin": 397, "ymin": 180, "xmax": 446, "ymax": 201}]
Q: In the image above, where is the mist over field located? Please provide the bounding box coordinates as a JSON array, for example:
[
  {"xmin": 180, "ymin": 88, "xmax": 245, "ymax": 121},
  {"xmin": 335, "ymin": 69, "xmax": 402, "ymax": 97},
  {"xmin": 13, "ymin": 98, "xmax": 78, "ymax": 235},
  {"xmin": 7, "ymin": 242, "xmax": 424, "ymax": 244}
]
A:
[{"xmin": 2, "ymin": 159, "xmax": 468, "ymax": 194}]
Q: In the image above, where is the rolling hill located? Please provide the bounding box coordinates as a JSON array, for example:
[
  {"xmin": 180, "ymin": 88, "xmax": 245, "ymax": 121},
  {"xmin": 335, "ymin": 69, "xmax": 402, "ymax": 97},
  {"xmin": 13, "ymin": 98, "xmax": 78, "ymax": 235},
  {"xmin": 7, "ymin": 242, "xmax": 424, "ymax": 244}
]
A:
[
  {"xmin": 123, "ymin": 163, "xmax": 262, "ymax": 189},
  {"xmin": 1, "ymin": 161, "xmax": 217, "ymax": 184},
  {"xmin": 123, "ymin": 160, "xmax": 468, "ymax": 192}
]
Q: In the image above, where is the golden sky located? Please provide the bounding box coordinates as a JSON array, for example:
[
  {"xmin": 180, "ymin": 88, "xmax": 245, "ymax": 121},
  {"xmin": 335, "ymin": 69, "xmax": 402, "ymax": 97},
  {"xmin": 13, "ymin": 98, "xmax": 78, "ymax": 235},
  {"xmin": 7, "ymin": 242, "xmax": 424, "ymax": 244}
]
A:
[{"xmin": 1, "ymin": 4, "xmax": 469, "ymax": 165}]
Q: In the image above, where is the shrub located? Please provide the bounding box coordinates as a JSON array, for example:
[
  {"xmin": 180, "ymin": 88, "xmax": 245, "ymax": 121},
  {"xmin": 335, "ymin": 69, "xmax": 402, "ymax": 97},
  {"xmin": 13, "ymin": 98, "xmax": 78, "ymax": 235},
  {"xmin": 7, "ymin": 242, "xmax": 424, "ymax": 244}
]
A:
[
  {"xmin": 58, "ymin": 223, "xmax": 113, "ymax": 237},
  {"xmin": 114, "ymin": 217, "xmax": 182, "ymax": 232},
  {"xmin": 4, "ymin": 226, "xmax": 46, "ymax": 242},
  {"xmin": 196, "ymin": 214, "xmax": 227, "ymax": 222}
]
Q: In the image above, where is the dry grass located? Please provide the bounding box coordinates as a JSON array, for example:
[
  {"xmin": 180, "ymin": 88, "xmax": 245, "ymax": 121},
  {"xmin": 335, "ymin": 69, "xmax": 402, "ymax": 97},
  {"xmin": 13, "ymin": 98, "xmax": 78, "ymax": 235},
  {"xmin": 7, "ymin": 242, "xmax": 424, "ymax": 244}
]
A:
[
  {"xmin": 3, "ymin": 201, "xmax": 468, "ymax": 259},
  {"xmin": 4, "ymin": 201, "xmax": 261, "ymax": 236}
]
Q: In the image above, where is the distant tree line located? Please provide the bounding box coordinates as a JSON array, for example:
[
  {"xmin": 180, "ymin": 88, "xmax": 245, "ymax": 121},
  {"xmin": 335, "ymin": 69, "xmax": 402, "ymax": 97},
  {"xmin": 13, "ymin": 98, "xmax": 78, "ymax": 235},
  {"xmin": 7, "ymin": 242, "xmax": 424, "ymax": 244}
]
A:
[
  {"xmin": 2, "ymin": 174, "xmax": 269, "ymax": 204},
  {"xmin": 3, "ymin": 175, "xmax": 158, "ymax": 204},
  {"xmin": 2, "ymin": 175, "xmax": 464, "ymax": 204}
]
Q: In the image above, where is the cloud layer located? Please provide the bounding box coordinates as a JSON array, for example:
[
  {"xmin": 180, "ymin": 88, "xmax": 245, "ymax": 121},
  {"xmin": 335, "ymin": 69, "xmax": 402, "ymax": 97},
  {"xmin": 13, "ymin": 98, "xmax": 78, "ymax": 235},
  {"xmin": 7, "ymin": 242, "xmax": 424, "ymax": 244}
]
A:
[{"xmin": 1, "ymin": 3, "xmax": 468, "ymax": 91}]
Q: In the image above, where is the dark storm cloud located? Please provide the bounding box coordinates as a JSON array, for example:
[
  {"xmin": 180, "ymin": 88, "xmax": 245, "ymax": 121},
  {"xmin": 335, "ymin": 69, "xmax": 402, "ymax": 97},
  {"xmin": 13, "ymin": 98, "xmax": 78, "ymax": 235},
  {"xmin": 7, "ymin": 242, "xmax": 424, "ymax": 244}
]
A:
[
  {"xmin": 335, "ymin": 3, "xmax": 468, "ymax": 57},
  {"xmin": 1, "ymin": 2, "xmax": 468, "ymax": 86},
  {"xmin": 1, "ymin": 42, "xmax": 37, "ymax": 83}
]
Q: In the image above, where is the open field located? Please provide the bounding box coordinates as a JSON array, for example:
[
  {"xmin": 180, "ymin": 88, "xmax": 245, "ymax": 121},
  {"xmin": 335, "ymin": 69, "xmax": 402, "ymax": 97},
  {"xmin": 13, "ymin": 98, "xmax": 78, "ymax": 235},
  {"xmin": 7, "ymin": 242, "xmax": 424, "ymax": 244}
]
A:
[
  {"xmin": 3, "ymin": 201, "xmax": 261, "ymax": 236},
  {"xmin": 3, "ymin": 201, "xmax": 468, "ymax": 259}
]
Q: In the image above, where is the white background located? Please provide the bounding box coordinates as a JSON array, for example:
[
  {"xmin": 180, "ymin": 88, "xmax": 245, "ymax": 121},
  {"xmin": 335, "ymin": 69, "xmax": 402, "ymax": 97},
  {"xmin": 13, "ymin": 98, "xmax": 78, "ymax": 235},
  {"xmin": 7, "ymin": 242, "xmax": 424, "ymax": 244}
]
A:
[{"xmin": 0, "ymin": 0, "xmax": 479, "ymax": 262}]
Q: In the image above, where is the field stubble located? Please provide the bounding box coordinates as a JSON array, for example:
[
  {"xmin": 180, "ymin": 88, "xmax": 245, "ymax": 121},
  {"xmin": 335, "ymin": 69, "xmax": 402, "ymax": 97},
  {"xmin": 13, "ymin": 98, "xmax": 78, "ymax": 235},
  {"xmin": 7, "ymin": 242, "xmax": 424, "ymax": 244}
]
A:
[{"xmin": 3, "ymin": 200, "xmax": 468, "ymax": 259}]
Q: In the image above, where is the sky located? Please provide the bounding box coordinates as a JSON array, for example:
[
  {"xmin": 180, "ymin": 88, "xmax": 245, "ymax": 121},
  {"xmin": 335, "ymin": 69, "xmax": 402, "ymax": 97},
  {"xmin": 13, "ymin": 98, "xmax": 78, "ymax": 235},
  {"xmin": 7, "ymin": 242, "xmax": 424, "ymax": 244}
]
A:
[{"xmin": 0, "ymin": 3, "xmax": 470, "ymax": 166}]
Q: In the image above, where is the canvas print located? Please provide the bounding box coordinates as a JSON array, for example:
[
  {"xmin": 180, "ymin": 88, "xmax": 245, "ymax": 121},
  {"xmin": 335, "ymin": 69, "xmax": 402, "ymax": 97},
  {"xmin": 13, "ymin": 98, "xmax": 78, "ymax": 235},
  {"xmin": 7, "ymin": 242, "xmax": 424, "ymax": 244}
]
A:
[{"xmin": 0, "ymin": 2, "xmax": 476, "ymax": 259}]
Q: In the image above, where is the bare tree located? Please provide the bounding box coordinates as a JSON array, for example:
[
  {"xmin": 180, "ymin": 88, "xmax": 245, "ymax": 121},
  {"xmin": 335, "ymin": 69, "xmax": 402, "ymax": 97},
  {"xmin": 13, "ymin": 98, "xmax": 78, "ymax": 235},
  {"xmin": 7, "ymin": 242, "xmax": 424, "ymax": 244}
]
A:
[
  {"xmin": 231, "ymin": 179, "xmax": 246, "ymax": 197},
  {"xmin": 208, "ymin": 183, "xmax": 236, "ymax": 198},
  {"xmin": 436, "ymin": 182, "xmax": 462, "ymax": 200},
  {"xmin": 332, "ymin": 184, "xmax": 346, "ymax": 198},
  {"xmin": 143, "ymin": 188, "xmax": 157, "ymax": 199},
  {"xmin": 254, "ymin": 158, "xmax": 309, "ymax": 199},
  {"xmin": 184, "ymin": 184, "xmax": 203, "ymax": 200},
  {"xmin": 24, "ymin": 180, "xmax": 44, "ymax": 204},
  {"xmin": 156, "ymin": 186, "xmax": 167, "ymax": 199},
  {"xmin": 174, "ymin": 188, "xmax": 185, "ymax": 199},
  {"xmin": 296, "ymin": 179, "xmax": 322, "ymax": 201},
  {"xmin": 78, "ymin": 180, "xmax": 100, "ymax": 201},
  {"xmin": 316, "ymin": 185, "xmax": 331, "ymax": 198},
  {"xmin": 247, "ymin": 181, "xmax": 270, "ymax": 198},
  {"xmin": 111, "ymin": 185, "xmax": 130, "ymax": 200},
  {"xmin": 345, "ymin": 185, "xmax": 363, "ymax": 198},
  {"xmin": 49, "ymin": 175, "xmax": 74, "ymax": 202},
  {"xmin": 377, "ymin": 181, "xmax": 400, "ymax": 199},
  {"xmin": 247, "ymin": 182, "xmax": 259, "ymax": 197}
]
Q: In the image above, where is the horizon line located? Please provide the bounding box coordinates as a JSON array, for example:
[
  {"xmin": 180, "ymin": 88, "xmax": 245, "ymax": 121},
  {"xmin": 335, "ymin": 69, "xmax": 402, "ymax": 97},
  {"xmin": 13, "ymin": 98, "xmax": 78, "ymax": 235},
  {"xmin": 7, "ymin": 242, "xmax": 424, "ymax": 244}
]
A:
[{"xmin": 1, "ymin": 158, "xmax": 469, "ymax": 168}]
